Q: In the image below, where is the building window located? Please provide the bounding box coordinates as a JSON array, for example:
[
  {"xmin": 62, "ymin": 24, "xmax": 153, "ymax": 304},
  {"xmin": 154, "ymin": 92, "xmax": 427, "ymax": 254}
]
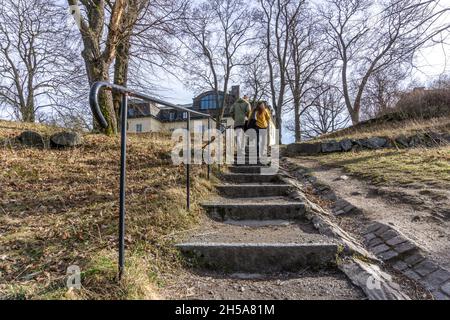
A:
[
  {"xmin": 200, "ymin": 94, "xmax": 224, "ymax": 110},
  {"xmin": 136, "ymin": 124, "xmax": 143, "ymax": 133},
  {"xmin": 169, "ymin": 111, "xmax": 176, "ymax": 121},
  {"xmin": 183, "ymin": 112, "xmax": 188, "ymax": 119}
]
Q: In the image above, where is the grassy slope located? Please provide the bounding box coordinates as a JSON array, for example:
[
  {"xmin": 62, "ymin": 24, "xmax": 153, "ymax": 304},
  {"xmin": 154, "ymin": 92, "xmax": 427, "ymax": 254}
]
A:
[
  {"xmin": 310, "ymin": 147, "xmax": 450, "ymax": 188},
  {"xmin": 0, "ymin": 120, "xmax": 215, "ymax": 299},
  {"xmin": 315, "ymin": 116, "xmax": 450, "ymax": 142},
  {"xmin": 296, "ymin": 116, "xmax": 450, "ymax": 187}
]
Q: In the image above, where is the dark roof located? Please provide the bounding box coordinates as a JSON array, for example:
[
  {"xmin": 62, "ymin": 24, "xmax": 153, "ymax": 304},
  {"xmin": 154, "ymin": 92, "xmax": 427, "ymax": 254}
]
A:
[{"xmin": 128, "ymin": 88, "xmax": 239, "ymax": 122}]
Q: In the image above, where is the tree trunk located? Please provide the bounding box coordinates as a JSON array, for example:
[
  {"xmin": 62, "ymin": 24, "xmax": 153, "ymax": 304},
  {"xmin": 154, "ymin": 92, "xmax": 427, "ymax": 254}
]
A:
[
  {"xmin": 349, "ymin": 108, "xmax": 360, "ymax": 125},
  {"xmin": 82, "ymin": 51, "xmax": 117, "ymax": 135},
  {"xmin": 113, "ymin": 39, "xmax": 131, "ymax": 131},
  {"xmin": 21, "ymin": 104, "xmax": 35, "ymax": 122},
  {"xmin": 294, "ymin": 99, "xmax": 301, "ymax": 142}
]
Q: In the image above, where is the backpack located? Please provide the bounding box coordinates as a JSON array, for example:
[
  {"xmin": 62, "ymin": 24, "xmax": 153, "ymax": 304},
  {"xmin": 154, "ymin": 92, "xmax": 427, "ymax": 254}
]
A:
[{"xmin": 245, "ymin": 109, "xmax": 257, "ymax": 131}]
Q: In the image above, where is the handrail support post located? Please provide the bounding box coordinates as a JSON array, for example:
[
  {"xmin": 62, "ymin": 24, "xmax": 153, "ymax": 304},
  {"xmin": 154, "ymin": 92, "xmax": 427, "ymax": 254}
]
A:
[
  {"xmin": 118, "ymin": 93, "xmax": 128, "ymax": 280},
  {"xmin": 186, "ymin": 112, "xmax": 191, "ymax": 210},
  {"xmin": 207, "ymin": 118, "xmax": 210, "ymax": 180}
]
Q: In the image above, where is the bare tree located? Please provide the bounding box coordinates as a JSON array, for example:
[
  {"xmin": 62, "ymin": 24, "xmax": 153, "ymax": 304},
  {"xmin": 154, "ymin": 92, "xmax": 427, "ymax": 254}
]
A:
[
  {"xmin": 286, "ymin": 6, "xmax": 332, "ymax": 142},
  {"xmin": 241, "ymin": 53, "xmax": 271, "ymax": 107},
  {"xmin": 68, "ymin": 0, "xmax": 128, "ymax": 135},
  {"xmin": 127, "ymin": 0, "xmax": 188, "ymax": 93},
  {"xmin": 321, "ymin": 0, "xmax": 449, "ymax": 125},
  {"xmin": 0, "ymin": 0, "xmax": 80, "ymax": 123},
  {"xmin": 300, "ymin": 85, "xmax": 350, "ymax": 139},
  {"xmin": 360, "ymin": 65, "xmax": 408, "ymax": 119},
  {"xmin": 180, "ymin": 0, "xmax": 256, "ymax": 128},
  {"xmin": 259, "ymin": 0, "xmax": 303, "ymax": 142}
]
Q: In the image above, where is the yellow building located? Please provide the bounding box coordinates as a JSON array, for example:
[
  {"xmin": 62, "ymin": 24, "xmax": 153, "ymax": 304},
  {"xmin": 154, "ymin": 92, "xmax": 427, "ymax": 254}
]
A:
[{"xmin": 127, "ymin": 87, "xmax": 240, "ymax": 133}]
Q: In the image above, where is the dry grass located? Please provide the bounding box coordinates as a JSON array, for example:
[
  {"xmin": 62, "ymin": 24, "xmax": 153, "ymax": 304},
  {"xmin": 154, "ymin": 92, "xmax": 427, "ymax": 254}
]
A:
[
  {"xmin": 314, "ymin": 116, "xmax": 450, "ymax": 142},
  {"xmin": 0, "ymin": 120, "xmax": 216, "ymax": 300},
  {"xmin": 311, "ymin": 146, "xmax": 450, "ymax": 187}
]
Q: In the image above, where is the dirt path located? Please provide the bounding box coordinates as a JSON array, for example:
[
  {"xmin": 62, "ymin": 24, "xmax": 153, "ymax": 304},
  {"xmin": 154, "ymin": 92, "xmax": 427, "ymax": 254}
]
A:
[{"xmin": 287, "ymin": 157, "xmax": 450, "ymax": 271}]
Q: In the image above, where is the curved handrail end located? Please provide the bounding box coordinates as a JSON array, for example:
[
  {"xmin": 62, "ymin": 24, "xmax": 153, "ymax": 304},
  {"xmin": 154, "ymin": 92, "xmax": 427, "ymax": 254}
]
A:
[{"xmin": 89, "ymin": 81, "xmax": 110, "ymax": 129}]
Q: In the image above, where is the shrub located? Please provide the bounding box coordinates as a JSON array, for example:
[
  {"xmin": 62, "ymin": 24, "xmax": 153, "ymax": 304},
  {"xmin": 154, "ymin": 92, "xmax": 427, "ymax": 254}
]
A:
[{"xmin": 391, "ymin": 89, "xmax": 450, "ymax": 120}]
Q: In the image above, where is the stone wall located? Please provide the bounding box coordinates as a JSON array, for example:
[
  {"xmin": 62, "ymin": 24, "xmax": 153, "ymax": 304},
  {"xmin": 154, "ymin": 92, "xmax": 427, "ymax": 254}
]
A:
[{"xmin": 287, "ymin": 132, "xmax": 450, "ymax": 156}]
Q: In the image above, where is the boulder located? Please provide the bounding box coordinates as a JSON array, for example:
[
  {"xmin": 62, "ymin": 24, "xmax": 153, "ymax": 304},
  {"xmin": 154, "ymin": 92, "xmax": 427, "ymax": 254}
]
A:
[
  {"xmin": 321, "ymin": 140, "xmax": 342, "ymax": 153},
  {"xmin": 395, "ymin": 135, "xmax": 410, "ymax": 148},
  {"xmin": 286, "ymin": 142, "xmax": 322, "ymax": 155},
  {"xmin": 426, "ymin": 132, "xmax": 449, "ymax": 146},
  {"xmin": 50, "ymin": 131, "xmax": 83, "ymax": 148},
  {"xmin": 360, "ymin": 137, "xmax": 388, "ymax": 149},
  {"xmin": 408, "ymin": 134, "xmax": 423, "ymax": 147},
  {"xmin": 340, "ymin": 139, "xmax": 353, "ymax": 152},
  {"xmin": 18, "ymin": 131, "xmax": 44, "ymax": 148}
]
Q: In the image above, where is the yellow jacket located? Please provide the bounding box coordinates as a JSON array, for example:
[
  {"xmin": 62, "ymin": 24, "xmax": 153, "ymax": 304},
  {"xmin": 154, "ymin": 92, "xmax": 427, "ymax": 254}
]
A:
[{"xmin": 255, "ymin": 108, "xmax": 271, "ymax": 129}]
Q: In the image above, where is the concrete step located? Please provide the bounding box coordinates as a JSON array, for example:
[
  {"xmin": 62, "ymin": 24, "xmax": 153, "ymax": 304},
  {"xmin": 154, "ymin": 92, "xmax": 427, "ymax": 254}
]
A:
[
  {"xmin": 216, "ymin": 184, "xmax": 291, "ymax": 198},
  {"xmin": 177, "ymin": 242, "xmax": 338, "ymax": 272},
  {"xmin": 233, "ymin": 161, "xmax": 272, "ymax": 166},
  {"xmin": 202, "ymin": 197, "xmax": 305, "ymax": 221},
  {"xmin": 228, "ymin": 166, "xmax": 266, "ymax": 174},
  {"xmin": 221, "ymin": 173, "xmax": 279, "ymax": 183}
]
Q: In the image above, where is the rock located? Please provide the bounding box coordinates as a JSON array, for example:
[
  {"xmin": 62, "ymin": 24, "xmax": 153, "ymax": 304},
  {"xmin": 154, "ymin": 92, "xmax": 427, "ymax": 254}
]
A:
[
  {"xmin": 364, "ymin": 222, "xmax": 384, "ymax": 234},
  {"xmin": 394, "ymin": 241, "xmax": 417, "ymax": 254},
  {"xmin": 360, "ymin": 137, "xmax": 388, "ymax": 149},
  {"xmin": 338, "ymin": 175, "xmax": 349, "ymax": 181},
  {"xmin": 392, "ymin": 261, "xmax": 408, "ymax": 271},
  {"xmin": 423, "ymin": 269, "xmax": 450, "ymax": 290},
  {"xmin": 343, "ymin": 204, "xmax": 355, "ymax": 214},
  {"xmin": 340, "ymin": 139, "xmax": 353, "ymax": 152},
  {"xmin": 395, "ymin": 135, "xmax": 410, "ymax": 148},
  {"xmin": 386, "ymin": 236, "xmax": 407, "ymax": 246},
  {"xmin": 441, "ymin": 133, "xmax": 450, "ymax": 143},
  {"xmin": 404, "ymin": 253, "xmax": 425, "ymax": 267},
  {"xmin": 286, "ymin": 142, "xmax": 321, "ymax": 155},
  {"xmin": 409, "ymin": 134, "xmax": 423, "ymax": 147},
  {"xmin": 403, "ymin": 269, "xmax": 422, "ymax": 281},
  {"xmin": 379, "ymin": 229, "xmax": 398, "ymax": 241},
  {"xmin": 441, "ymin": 281, "xmax": 450, "ymax": 296},
  {"xmin": 413, "ymin": 260, "xmax": 438, "ymax": 277},
  {"xmin": 379, "ymin": 250, "xmax": 399, "ymax": 261},
  {"xmin": 50, "ymin": 131, "xmax": 83, "ymax": 148},
  {"xmin": 18, "ymin": 131, "xmax": 45, "ymax": 148},
  {"xmin": 372, "ymin": 244, "xmax": 390, "ymax": 254},
  {"xmin": 321, "ymin": 140, "xmax": 342, "ymax": 153},
  {"xmin": 368, "ymin": 237, "xmax": 383, "ymax": 248}
]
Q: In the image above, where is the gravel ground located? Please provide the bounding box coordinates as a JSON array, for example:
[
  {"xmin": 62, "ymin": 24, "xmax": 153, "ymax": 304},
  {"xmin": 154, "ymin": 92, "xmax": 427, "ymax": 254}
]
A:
[{"xmin": 162, "ymin": 269, "xmax": 365, "ymax": 300}]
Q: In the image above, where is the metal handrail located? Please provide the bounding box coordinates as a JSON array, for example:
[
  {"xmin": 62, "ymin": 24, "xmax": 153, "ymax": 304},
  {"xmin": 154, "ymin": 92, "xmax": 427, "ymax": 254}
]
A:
[{"xmin": 89, "ymin": 81, "xmax": 211, "ymax": 280}]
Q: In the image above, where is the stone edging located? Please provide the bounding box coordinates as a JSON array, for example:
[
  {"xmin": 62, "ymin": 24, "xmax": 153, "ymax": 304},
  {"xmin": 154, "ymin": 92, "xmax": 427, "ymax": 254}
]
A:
[
  {"xmin": 364, "ymin": 222, "xmax": 450, "ymax": 300},
  {"xmin": 286, "ymin": 131, "xmax": 450, "ymax": 156},
  {"xmin": 278, "ymin": 168, "xmax": 411, "ymax": 300}
]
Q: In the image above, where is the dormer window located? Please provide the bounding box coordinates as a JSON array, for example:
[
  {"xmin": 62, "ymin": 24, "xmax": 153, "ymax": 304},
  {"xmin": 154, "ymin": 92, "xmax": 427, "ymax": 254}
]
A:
[{"xmin": 200, "ymin": 94, "xmax": 224, "ymax": 110}]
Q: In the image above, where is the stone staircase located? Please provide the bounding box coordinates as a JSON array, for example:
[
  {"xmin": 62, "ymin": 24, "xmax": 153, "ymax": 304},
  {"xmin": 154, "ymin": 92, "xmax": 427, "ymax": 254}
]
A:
[{"xmin": 177, "ymin": 163, "xmax": 340, "ymax": 274}]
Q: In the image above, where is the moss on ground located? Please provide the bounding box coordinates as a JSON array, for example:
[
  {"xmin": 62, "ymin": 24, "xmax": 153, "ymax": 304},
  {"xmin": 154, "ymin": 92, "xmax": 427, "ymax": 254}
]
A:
[
  {"xmin": 311, "ymin": 116, "xmax": 450, "ymax": 142},
  {"xmin": 309, "ymin": 146, "xmax": 450, "ymax": 188},
  {"xmin": 0, "ymin": 120, "xmax": 216, "ymax": 299}
]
